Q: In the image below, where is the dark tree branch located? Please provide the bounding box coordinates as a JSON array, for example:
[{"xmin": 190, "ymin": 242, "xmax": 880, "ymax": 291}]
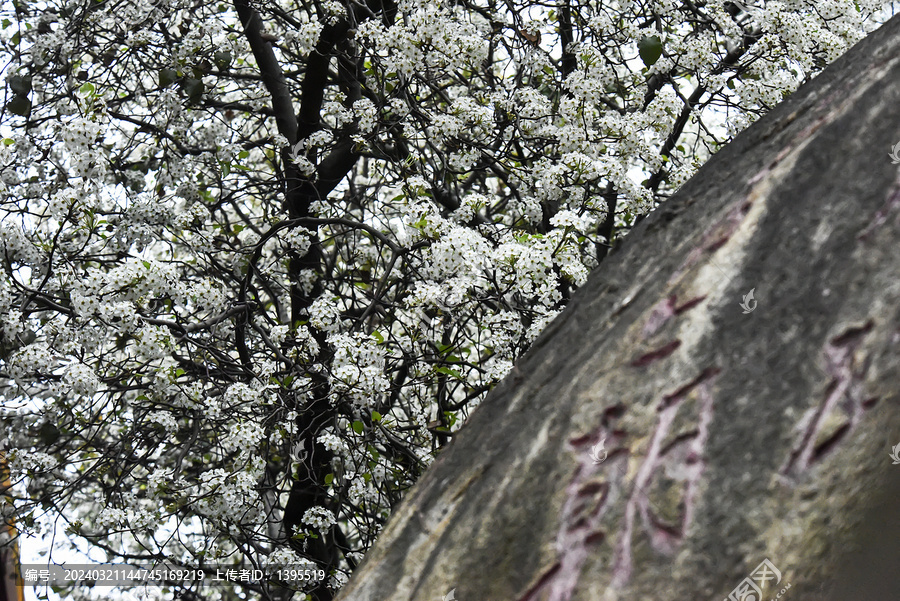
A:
[
  {"xmin": 234, "ymin": 0, "xmax": 298, "ymax": 143},
  {"xmin": 559, "ymin": 0, "xmax": 577, "ymax": 79}
]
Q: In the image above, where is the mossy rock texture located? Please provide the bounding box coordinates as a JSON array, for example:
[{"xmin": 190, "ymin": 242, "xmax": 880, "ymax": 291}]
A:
[{"xmin": 336, "ymin": 14, "xmax": 900, "ymax": 601}]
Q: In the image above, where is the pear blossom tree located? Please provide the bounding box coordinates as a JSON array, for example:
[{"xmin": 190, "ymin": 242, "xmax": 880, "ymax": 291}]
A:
[{"xmin": 0, "ymin": 0, "xmax": 895, "ymax": 599}]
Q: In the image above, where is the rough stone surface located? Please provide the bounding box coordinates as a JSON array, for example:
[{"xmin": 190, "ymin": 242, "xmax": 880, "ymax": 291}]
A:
[{"xmin": 335, "ymin": 15, "xmax": 900, "ymax": 601}]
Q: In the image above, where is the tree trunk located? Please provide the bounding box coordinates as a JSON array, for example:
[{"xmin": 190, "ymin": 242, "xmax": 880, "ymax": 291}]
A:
[
  {"xmin": 334, "ymin": 13, "xmax": 900, "ymax": 601},
  {"xmin": 0, "ymin": 453, "xmax": 22, "ymax": 601}
]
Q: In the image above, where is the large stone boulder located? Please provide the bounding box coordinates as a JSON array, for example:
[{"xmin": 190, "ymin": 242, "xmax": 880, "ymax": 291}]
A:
[{"xmin": 336, "ymin": 14, "xmax": 900, "ymax": 601}]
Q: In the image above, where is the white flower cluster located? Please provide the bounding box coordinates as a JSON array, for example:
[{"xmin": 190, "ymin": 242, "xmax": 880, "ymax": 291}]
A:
[
  {"xmin": 308, "ymin": 296, "xmax": 347, "ymax": 333},
  {"xmin": 135, "ymin": 324, "xmax": 174, "ymax": 360},
  {"xmin": 48, "ymin": 186, "xmax": 86, "ymax": 221},
  {"xmin": 188, "ymin": 278, "xmax": 227, "ymax": 312},
  {"xmin": 482, "ymin": 312, "xmax": 524, "ymax": 359},
  {"xmin": 284, "ymin": 20, "xmax": 324, "ymax": 56},
  {"xmin": 317, "ymin": 431, "xmax": 347, "ymax": 455},
  {"xmin": 96, "ymin": 503, "xmax": 157, "ymax": 531},
  {"xmin": 195, "ymin": 469, "xmax": 262, "ymax": 524},
  {"xmin": 352, "ymin": 98, "xmax": 378, "ymax": 134},
  {"xmin": 147, "ymin": 467, "xmax": 174, "ymax": 499},
  {"xmin": 263, "ymin": 547, "xmax": 314, "ymax": 570},
  {"xmin": 282, "ymin": 226, "xmax": 314, "ymax": 257},
  {"xmin": 68, "ymin": 256, "xmax": 228, "ymax": 332},
  {"xmin": 329, "ymin": 570, "xmax": 349, "ymax": 590},
  {"xmin": 63, "ymin": 362, "xmax": 101, "ymax": 397},
  {"xmin": 356, "ymin": 0, "xmax": 487, "ymax": 79},
  {"xmin": 421, "ymin": 226, "xmax": 490, "ymax": 281},
  {"xmin": 291, "ymin": 155, "xmax": 317, "ymax": 177},
  {"xmin": 549, "ymin": 209, "xmax": 589, "ymax": 231},
  {"xmin": 123, "ymin": 194, "xmax": 175, "ymax": 229},
  {"xmin": 322, "ymin": 98, "xmax": 354, "ymax": 128},
  {"xmin": 269, "ymin": 324, "xmax": 290, "ymax": 346},
  {"xmin": 0, "ymin": 280, "xmax": 12, "ymax": 315},
  {"xmin": 58, "ymin": 117, "xmax": 105, "ymax": 179},
  {"xmin": 327, "ymin": 333, "xmax": 389, "ymax": 407},
  {"xmin": 7, "ymin": 343, "xmax": 55, "ymax": 378},
  {"xmin": 301, "ymin": 506, "xmax": 336, "ymax": 532},
  {"xmin": 147, "ymin": 410, "xmax": 178, "ymax": 434},
  {"xmin": 449, "ymin": 193, "xmax": 486, "ymax": 223},
  {"xmin": 288, "ymin": 325, "xmax": 321, "ymax": 361},
  {"xmin": 9, "ymin": 450, "xmax": 56, "ymax": 474},
  {"xmin": 219, "ymin": 421, "xmax": 265, "ymax": 454},
  {"xmin": 222, "ymin": 382, "xmax": 264, "ymax": 408},
  {"xmin": 346, "ymin": 477, "xmax": 369, "ymax": 505},
  {"xmin": 320, "ymin": 0, "xmax": 346, "ymax": 23},
  {"xmin": 1, "ymin": 308, "xmax": 25, "ymax": 344},
  {"xmin": 0, "ymin": 221, "xmax": 41, "ymax": 266}
]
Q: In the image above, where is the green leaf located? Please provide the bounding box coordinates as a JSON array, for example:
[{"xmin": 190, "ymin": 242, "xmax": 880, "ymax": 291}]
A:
[
  {"xmin": 434, "ymin": 366, "xmax": 463, "ymax": 380},
  {"xmin": 182, "ymin": 77, "xmax": 204, "ymax": 100},
  {"xmin": 2, "ymin": 138, "xmax": 13, "ymax": 146},
  {"xmin": 39, "ymin": 422, "xmax": 59, "ymax": 445},
  {"xmin": 6, "ymin": 95, "xmax": 30, "ymax": 117},
  {"xmin": 351, "ymin": 421, "xmax": 364, "ymax": 434},
  {"xmin": 324, "ymin": 473, "xmax": 334, "ymax": 485},
  {"xmin": 76, "ymin": 82, "xmax": 95, "ymax": 98},
  {"xmin": 159, "ymin": 68, "xmax": 178, "ymax": 87},
  {"xmin": 238, "ymin": 149, "xmax": 249, "ymax": 159},
  {"xmin": 142, "ymin": 260, "xmax": 152, "ymax": 269},
  {"xmin": 8, "ymin": 75, "xmax": 31, "ymax": 96},
  {"xmin": 371, "ymin": 330, "xmax": 384, "ymax": 344},
  {"xmin": 213, "ymin": 50, "xmax": 232, "ymax": 69},
  {"xmin": 371, "ymin": 411, "xmax": 382, "ymax": 422},
  {"xmin": 638, "ymin": 35, "xmax": 663, "ymax": 67},
  {"xmin": 174, "ymin": 368, "xmax": 185, "ymax": 377}
]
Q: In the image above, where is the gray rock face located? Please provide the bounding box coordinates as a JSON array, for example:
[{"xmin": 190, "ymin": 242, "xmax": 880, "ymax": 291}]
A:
[{"xmin": 336, "ymin": 14, "xmax": 900, "ymax": 601}]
